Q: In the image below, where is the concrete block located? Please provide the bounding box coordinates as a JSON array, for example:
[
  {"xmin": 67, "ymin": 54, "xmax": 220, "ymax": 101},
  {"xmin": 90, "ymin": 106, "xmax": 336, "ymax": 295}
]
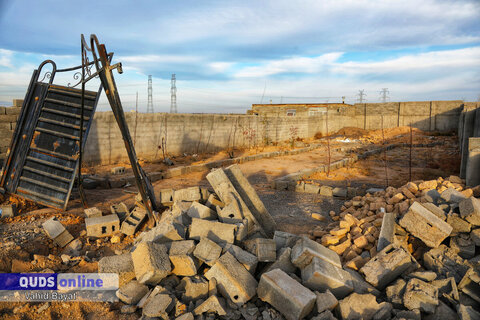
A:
[
  {"xmin": 423, "ymin": 245, "xmax": 470, "ymax": 283},
  {"xmin": 450, "ymin": 236, "xmax": 476, "ymax": 259},
  {"xmin": 223, "ymin": 244, "xmax": 258, "ymax": 273},
  {"xmin": 110, "ymin": 202, "xmax": 128, "ymax": 221},
  {"xmin": 176, "ymin": 313, "xmax": 194, "ymax": 320},
  {"xmin": 142, "ymin": 293, "xmax": 173, "ymax": 319},
  {"xmin": 42, "ymin": 217, "xmax": 73, "ymax": 247},
  {"xmin": 262, "ymin": 247, "xmax": 296, "ymax": 275},
  {"xmin": 399, "ymin": 202, "xmax": 452, "ymax": 247},
  {"xmin": 12, "ymin": 99, "xmax": 23, "ymax": 107},
  {"xmin": 421, "ymin": 202, "xmax": 447, "ymax": 220},
  {"xmin": 249, "ymin": 238, "xmax": 276, "ymax": 262},
  {"xmin": 98, "ymin": 253, "xmax": 136, "ymax": 286},
  {"xmin": 466, "ymin": 137, "xmax": 480, "ymax": 187},
  {"xmin": 257, "ymin": 269, "xmax": 316, "ymax": 320},
  {"xmin": 193, "ymin": 237, "xmax": 222, "ymax": 266},
  {"xmin": 205, "ymin": 193, "xmax": 224, "ymax": 210},
  {"xmin": 385, "ymin": 278, "xmax": 407, "ymax": 308},
  {"xmin": 423, "ymin": 189, "xmax": 441, "ymax": 204},
  {"xmin": 291, "ymin": 236, "xmax": 341, "ymax": 269},
  {"xmin": 316, "ymin": 289, "xmax": 338, "ymax": 313},
  {"xmin": 273, "ymin": 231, "xmax": 300, "ymax": 251},
  {"xmin": 447, "ymin": 214, "xmax": 472, "ymax": 234},
  {"xmin": 193, "ymin": 295, "xmax": 227, "ymax": 316},
  {"xmin": 116, "ymin": 280, "xmax": 149, "ymax": 304},
  {"xmin": 320, "ymin": 186, "xmax": 333, "ymax": 197},
  {"xmin": 132, "ymin": 242, "xmax": 171, "ymax": 285},
  {"xmin": 333, "ymin": 187, "xmax": 348, "ymax": 198},
  {"xmin": 159, "ymin": 188, "xmax": 174, "ymax": 204},
  {"xmin": 111, "ymin": 166, "xmax": 125, "ymax": 175},
  {"xmin": 403, "ymin": 278, "xmax": 438, "ymax": 314},
  {"xmin": 189, "ymin": 218, "xmax": 237, "ymax": 244},
  {"xmin": 0, "ymin": 204, "xmax": 16, "ymax": 217},
  {"xmin": 360, "ymin": 244, "xmax": 419, "ymax": 290},
  {"xmin": 205, "ymin": 252, "xmax": 258, "ymax": 305},
  {"xmin": 169, "ymin": 240, "xmax": 198, "ymax": 276},
  {"xmin": 431, "ymin": 277, "xmax": 459, "ymax": 301},
  {"xmin": 173, "ymin": 186, "xmax": 201, "ymax": 202},
  {"xmin": 460, "ymin": 197, "xmax": 480, "ymax": 226},
  {"xmin": 338, "ymin": 293, "xmax": 383, "ymax": 320},
  {"xmin": 441, "ymin": 187, "xmax": 467, "ymax": 203},
  {"xmin": 458, "ymin": 268, "xmax": 480, "ymax": 303},
  {"xmin": 301, "ymin": 257, "xmax": 354, "ymax": 299},
  {"xmin": 471, "ymin": 228, "xmax": 480, "ymax": 246},
  {"xmin": 424, "ymin": 300, "xmax": 459, "ymax": 320},
  {"xmin": 187, "ymin": 201, "xmax": 217, "ymax": 220},
  {"xmin": 217, "ymin": 199, "xmax": 243, "ymax": 223},
  {"xmin": 377, "ymin": 212, "xmax": 395, "ymax": 252},
  {"xmin": 457, "ymin": 304, "xmax": 480, "ymax": 320},
  {"xmin": 181, "ymin": 276, "xmax": 208, "ymax": 302},
  {"xmin": 84, "ymin": 207, "xmax": 102, "ymax": 218},
  {"xmin": 304, "ymin": 183, "xmax": 320, "ymax": 194},
  {"xmin": 121, "ymin": 206, "xmax": 147, "ymax": 236},
  {"xmin": 136, "ymin": 218, "xmax": 185, "ymax": 243},
  {"xmin": 85, "ymin": 214, "xmax": 120, "ymax": 237}
]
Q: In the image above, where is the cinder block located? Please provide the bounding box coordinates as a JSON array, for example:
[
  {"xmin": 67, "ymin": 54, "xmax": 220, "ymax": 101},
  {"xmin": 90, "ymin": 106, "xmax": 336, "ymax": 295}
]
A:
[
  {"xmin": 187, "ymin": 201, "xmax": 217, "ymax": 220},
  {"xmin": 136, "ymin": 218, "xmax": 185, "ymax": 243},
  {"xmin": 0, "ymin": 204, "xmax": 16, "ymax": 217},
  {"xmin": 205, "ymin": 193, "xmax": 224, "ymax": 210},
  {"xmin": 223, "ymin": 244, "xmax": 258, "ymax": 273},
  {"xmin": 111, "ymin": 166, "xmax": 125, "ymax": 175},
  {"xmin": 132, "ymin": 242, "xmax": 171, "ymax": 285},
  {"xmin": 98, "ymin": 253, "xmax": 136, "ymax": 286},
  {"xmin": 181, "ymin": 276, "xmax": 209, "ymax": 302},
  {"xmin": 159, "ymin": 188, "xmax": 174, "ymax": 204},
  {"xmin": 291, "ymin": 236, "xmax": 341, "ymax": 269},
  {"xmin": 121, "ymin": 207, "xmax": 147, "ymax": 236},
  {"xmin": 257, "ymin": 269, "xmax": 316, "ymax": 320},
  {"xmin": 440, "ymin": 187, "xmax": 467, "ymax": 203},
  {"xmin": 459, "ymin": 197, "xmax": 480, "ymax": 226},
  {"xmin": 193, "ymin": 295, "xmax": 227, "ymax": 316},
  {"xmin": 84, "ymin": 207, "xmax": 102, "ymax": 218},
  {"xmin": 360, "ymin": 244, "xmax": 419, "ymax": 289},
  {"xmin": 304, "ymin": 183, "xmax": 320, "ymax": 194},
  {"xmin": 85, "ymin": 214, "xmax": 120, "ymax": 237},
  {"xmin": 250, "ymin": 238, "xmax": 276, "ymax": 262},
  {"xmin": 273, "ymin": 231, "xmax": 300, "ymax": 251},
  {"xmin": 42, "ymin": 217, "xmax": 73, "ymax": 247},
  {"xmin": 217, "ymin": 200, "xmax": 243, "ymax": 223},
  {"xmin": 338, "ymin": 293, "xmax": 385, "ymax": 320},
  {"xmin": 116, "ymin": 280, "xmax": 149, "ymax": 304},
  {"xmin": 205, "ymin": 252, "xmax": 258, "ymax": 305},
  {"xmin": 169, "ymin": 240, "xmax": 198, "ymax": 276},
  {"xmin": 320, "ymin": 186, "xmax": 333, "ymax": 197},
  {"xmin": 385, "ymin": 278, "xmax": 407, "ymax": 308},
  {"xmin": 301, "ymin": 257, "xmax": 354, "ymax": 299},
  {"xmin": 189, "ymin": 218, "xmax": 237, "ymax": 244},
  {"xmin": 403, "ymin": 278, "xmax": 438, "ymax": 313},
  {"xmin": 421, "ymin": 203, "xmax": 446, "ymax": 221},
  {"xmin": 399, "ymin": 202, "xmax": 452, "ymax": 248},
  {"xmin": 111, "ymin": 202, "xmax": 129, "ymax": 221},
  {"xmin": 193, "ymin": 237, "xmax": 222, "ymax": 266},
  {"xmin": 173, "ymin": 186, "xmax": 201, "ymax": 202},
  {"xmin": 142, "ymin": 294, "xmax": 172, "ymax": 319},
  {"xmin": 377, "ymin": 212, "xmax": 395, "ymax": 252}
]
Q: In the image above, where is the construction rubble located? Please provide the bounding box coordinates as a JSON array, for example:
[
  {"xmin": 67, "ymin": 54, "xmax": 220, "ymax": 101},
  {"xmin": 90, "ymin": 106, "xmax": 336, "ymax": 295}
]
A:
[{"xmin": 38, "ymin": 165, "xmax": 480, "ymax": 319}]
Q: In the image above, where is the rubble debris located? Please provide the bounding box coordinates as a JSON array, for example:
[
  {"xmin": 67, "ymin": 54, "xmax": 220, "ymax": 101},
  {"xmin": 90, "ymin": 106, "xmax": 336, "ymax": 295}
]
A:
[
  {"xmin": 459, "ymin": 197, "xmax": 480, "ymax": 226},
  {"xmin": 189, "ymin": 218, "xmax": 237, "ymax": 244},
  {"xmin": 337, "ymin": 292, "xmax": 386, "ymax": 320},
  {"xmin": 116, "ymin": 280, "xmax": 149, "ymax": 304},
  {"xmin": 0, "ymin": 204, "xmax": 16, "ymax": 217},
  {"xmin": 98, "ymin": 253, "xmax": 136, "ymax": 286},
  {"xmin": 402, "ymin": 278, "xmax": 438, "ymax": 313},
  {"xmin": 315, "ymin": 289, "xmax": 338, "ymax": 314},
  {"xmin": 121, "ymin": 206, "xmax": 147, "ymax": 235},
  {"xmin": 132, "ymin": 242, "xmax": 171, "ymax": 285},
  {"xmin": 111, "ymin": 166, "xmax": 125, "ymax": 175},
  {"xmin": 84, "ymin": 207, "xmax": 102, "ymax": 218},
  {"xmin": 111, "ymin": 202, "xmax": 129, "ymax": 221},
  {"xmin": 169, "ymin": 240, "xmax": 198, "ymax": 276},
  {"xmin": 42, "ymin": 217, "xmax": 73, "ymax": 247}
]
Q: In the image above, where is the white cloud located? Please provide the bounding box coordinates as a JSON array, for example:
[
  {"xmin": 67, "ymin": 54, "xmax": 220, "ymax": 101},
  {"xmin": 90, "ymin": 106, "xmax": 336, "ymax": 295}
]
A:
[{"xmin": 0, "ymin": 49, "xmax": 13, "ymax": 68}]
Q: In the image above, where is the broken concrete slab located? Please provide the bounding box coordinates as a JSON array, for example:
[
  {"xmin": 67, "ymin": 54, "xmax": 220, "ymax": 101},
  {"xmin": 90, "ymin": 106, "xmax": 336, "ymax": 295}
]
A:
[
  {"xmin": 377, "ymin": 212, "xmax": 395, "ymax": 252},
  {"xmin": 273, "ymin": 231, "xmax": 300, "ymax": 252},
  {"xmin": 116, "ymin": 280, "xmax": 149, "ymax": 305},
  {"xmin": 450, "ymin": 236, "xmax": 476, "ymax": 259},
  {"xmin": 98, "ymin": 253, "xmax": 136, "ymax": 286},
  {"xmin": 423, "ymin": 245, "xmax": 471, "ymax": 283},
  {"xmin": 121, "ymin": 206, "xmax": 147, "ymax": 236},
  {"xmin": 459, "ymin": 197, "xmax": 480, "ymax": 226},
  {"xmin": 142, "ymin": 293, "xmax": 173, "ymax": 319},
  {"xmin": 181, "ymin": 276, "xmax": 209, "ymax": 302},
  {"xmin": 132, "ymin": 242, "xmax": 171, "ymax": 285},
  {"xmin": 399, "ymin": 202, "xmax": 452, "ymax": 248},
  {"xmin": 262, "ymin": 247, "xmax": 296, "ymax": 275},
  {"xmin": 457, "ymin": 304, "xmax": 480, "ymax": 320},
  {"xmin": 110, "ymin": 202, "xmax": 129, "ymax": 221},
  {"xmin": 291, "ymin": 236, "xmax": 342, "ymax": 269},
  {"xmin": 458, "ymin": 268, "xmax": 480, "ymax": 304},
  {"xmin": 301, "ymin": 256, "xmax": 354, "ymax": 299},
  {"xmin": 360, "ymin": 244, "xmax": 419, "ymax": 290},
  {"xmin": 338, "ymin": 292, "xmax": 383, "ymax": 320},
  {"xmin": 421, "ymin": 202, "xmax": 447, "ymax": 221},
  {"xmin": 173, "ymin": 186, "xmax": 202, "ymax": 202},
  {"xmin": 257, "ymin": 269, "xmax": 316, "ymax": 320},
  {"xmin": 205, "ymin": 252, "xmax": 258, "ymax": 305},
  {"xmin": 189, "ymin": 218, "xmax": 237, "ymax": 244},
  {"xmin": 42, "ymin": 217, "xmax": 73, "ymax": 247},
  {"xmin": 315, "ymin": 289, "xmax": 338, "ymax": 313},
  {"xmin": 136, "ymin": 218, "xmax": 185, "ymax": 244},
  {"xmin": 169, "ymin": 240, "xmax": 198, "ymax": 276},
  {"xmin": 245, "ymin": 238, "xmax": 276, "ymax": 262},
  {"xmin": 424, "ymin": 300, "xmax": 458, "ymax": 320},
  {"xmin": 224, "ymin": 164, "xmax": 277, "ymax": 237},
  {"xmin": 205, "ymin": 193, "xmax": 224, "ymax": 210},
  {"xmin": 447, "ymin": 214, "xmax": 472, "ymax": 234},
  {"xmin": 193, "ymin": 237, "xmax": 222, "ymax": 266},
  {"xmin": 187, "ymin": 201, "xmax": 217, "ymax": 220},
  {"xmin": 85, "ymin": 214, "xmax": 120, "ymax": 238},
  {"xmin": 441, "ymin": 187, "xmax": 467, "ymax": 203},
  {"xmin": 403, "ymin": 278, "xmax": 439, "ymax": 314},
  {"xmin": 223, "ymin": 244, "xmax": 258, "ymax": 274},
  {"xmin": 385, "ymin": 278, "xmax": 407, "ymax": 308},
  {"xmin": 431, "ymin": 277, "xmax": 459, "ymax": 301},
  {"xmin": 159, "ymin": 188, "xmax": 174, "ymax": 205},
  {"xmin": 84, "ymin": 207, "xmax": 102, "ymax": 218}
]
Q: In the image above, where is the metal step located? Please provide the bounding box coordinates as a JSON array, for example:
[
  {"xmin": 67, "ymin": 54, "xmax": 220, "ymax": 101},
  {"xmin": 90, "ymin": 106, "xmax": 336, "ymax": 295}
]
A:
[{"xmin": 44, "ymin": 97, "xmax": 94, "ymax": 111}]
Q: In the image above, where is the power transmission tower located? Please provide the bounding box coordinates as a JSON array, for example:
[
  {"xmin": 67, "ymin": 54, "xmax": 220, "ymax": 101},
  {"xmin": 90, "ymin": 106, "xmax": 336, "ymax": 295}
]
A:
[
  {"xmin": 147, "ymin": 75, "xmax": 154, "ymax": 113},
  {"xmin": 170, "ymin": 73, "xmax": 177, "ymax": 113},
  {"xmin": 357, "ymin": 89, "xmax": 366, "ymax": 103},
  {"xmin": 379, "ymin": 88, "xmax": 389, "ymax": 103}
]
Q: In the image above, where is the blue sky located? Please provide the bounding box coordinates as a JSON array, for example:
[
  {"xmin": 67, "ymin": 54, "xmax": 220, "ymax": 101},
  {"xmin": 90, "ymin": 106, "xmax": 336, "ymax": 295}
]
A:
[{"xmin": 0, "ymin": 0, "xmax": 479, "ymax": 113}]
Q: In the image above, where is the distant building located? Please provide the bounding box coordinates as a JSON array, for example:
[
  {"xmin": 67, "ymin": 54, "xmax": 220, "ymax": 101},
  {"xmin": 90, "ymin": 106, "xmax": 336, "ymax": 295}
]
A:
[{"xmin": 247, "ymin": 103, "xmax": 352, "ymax": 116}]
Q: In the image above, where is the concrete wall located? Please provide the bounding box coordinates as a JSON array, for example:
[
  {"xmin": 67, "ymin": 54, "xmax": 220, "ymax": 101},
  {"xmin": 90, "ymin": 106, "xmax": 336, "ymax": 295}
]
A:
[
  {"xmin": 0, "ymin": 106, "xmax": 21, "ymax": 162},
  {"xmin": 0, "ymin": 99, "xmax": 471, "ymax": 166}
]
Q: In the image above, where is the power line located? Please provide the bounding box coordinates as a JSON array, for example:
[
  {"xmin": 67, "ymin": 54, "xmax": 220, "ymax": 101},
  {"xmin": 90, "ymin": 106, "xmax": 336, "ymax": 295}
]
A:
[
  {"xmin": 357, "ymin": 89, "xmax": 366, "ymax": 103},
  {"xmin": 147, "ymin": 75, "xmax": 154, "ymax": 113},
  {"xmin": 379, "ymin": 88, "xmax": 390, "ymax": 103},
  {"xmin": 170, "ymin": 73, "xmax": 177, "ymax": 113}
]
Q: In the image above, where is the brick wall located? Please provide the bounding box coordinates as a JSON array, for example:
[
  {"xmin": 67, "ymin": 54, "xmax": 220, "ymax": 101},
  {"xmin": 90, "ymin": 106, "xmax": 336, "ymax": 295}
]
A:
[{"xmin": 0, "ymin": 105, "xmax": 21, "ymax": 163}]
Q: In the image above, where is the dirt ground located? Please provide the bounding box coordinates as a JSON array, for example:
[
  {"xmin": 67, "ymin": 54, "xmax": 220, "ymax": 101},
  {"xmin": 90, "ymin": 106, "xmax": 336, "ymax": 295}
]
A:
[{"xmin": 0, "ymin": 127, "xmax": 461, "ymax": 319}]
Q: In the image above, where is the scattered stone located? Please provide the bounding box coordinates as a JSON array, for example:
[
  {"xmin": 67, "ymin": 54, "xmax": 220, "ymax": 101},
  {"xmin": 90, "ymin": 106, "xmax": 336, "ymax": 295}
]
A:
[
  {"xmin": 132, "ymin": 242, "xmax": 171, "ymax": 285},
  {"xmin": 181, "ymin": 276, "xmax": 209, "ymax": 302},
  {"xmin": 302, "ymin": 257, "xmax": 353, "ymax": 298},
  {"xmin": 459, "ymin": 197, "xmax": 480, "ymax": 226},
  {"xmin": 193, "ymin": 237, "xmax": 222, "ymax": 266},
  {"xmin": 403, "ymin": 278, "xmax": 438, "ymax": 313},
  {"xmin": 116, "ymin": 280, "xmax": 149, "ymax": 304},
  {"xmin": 441, "ymin": 187, "xmax": 467, "ymax": 203},
  {"xmin": 42, "ymin": 217, "xmax": 73, "ymax": 247},
  {"xmin": 193, "ymin": 295, "xmax": 227, "ymax": 316},
  {"xmin": 142, "ymin": 293, "xmax": 173, "ymax": 319},
  {"xmin": 338, "ymin": 293, "xmax": 382, "ymax": 320},
  {"xmin": 315, "ymin": 289, "xmax": 338, "ymax": 313},
  {"xmin": 169, "ymin": 240, "xmax": 199, "ymax": 276}
]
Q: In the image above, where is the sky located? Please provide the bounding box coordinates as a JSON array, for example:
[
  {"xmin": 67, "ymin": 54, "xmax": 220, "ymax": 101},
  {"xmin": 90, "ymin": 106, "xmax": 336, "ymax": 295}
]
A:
[{"xmin": 0, "ymin": 0, "xmax": 479, "ymax": 113}]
